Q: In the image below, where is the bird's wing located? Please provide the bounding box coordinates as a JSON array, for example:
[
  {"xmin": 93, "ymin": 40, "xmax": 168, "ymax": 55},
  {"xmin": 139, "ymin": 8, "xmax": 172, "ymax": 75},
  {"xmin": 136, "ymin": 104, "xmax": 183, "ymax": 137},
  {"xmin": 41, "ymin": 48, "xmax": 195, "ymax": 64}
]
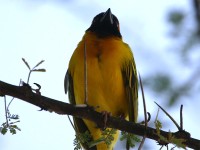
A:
[
  {"xmin": 121, "ymin": 56, "xmax": 138, "ymax": 123},
  {"xmin": 64, "ymin": 70, "xmax": 75, "ymax": 104},
  {"xmin": 64, "ymin": 70, "xmax": 96, "ymax": 150},
  {"xmin": 121, "ymin": 51, "xmax": 138, "ymax": 150}
]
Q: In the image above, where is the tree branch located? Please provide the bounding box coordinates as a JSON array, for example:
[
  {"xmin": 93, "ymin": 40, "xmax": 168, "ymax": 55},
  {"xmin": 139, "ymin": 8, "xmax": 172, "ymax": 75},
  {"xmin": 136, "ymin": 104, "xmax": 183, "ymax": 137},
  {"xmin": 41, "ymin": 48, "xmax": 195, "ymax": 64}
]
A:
[{"xmin": 0, "ymin": 80, "xmax": 199, "ymax": 149}]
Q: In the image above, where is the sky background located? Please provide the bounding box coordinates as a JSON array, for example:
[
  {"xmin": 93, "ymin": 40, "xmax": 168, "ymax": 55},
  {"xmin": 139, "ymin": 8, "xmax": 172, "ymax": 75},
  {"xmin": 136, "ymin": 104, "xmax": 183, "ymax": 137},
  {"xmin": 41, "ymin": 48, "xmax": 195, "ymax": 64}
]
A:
[{"xmin": 0, "ymin": 0, "xmax": 199, "ymax": 150}]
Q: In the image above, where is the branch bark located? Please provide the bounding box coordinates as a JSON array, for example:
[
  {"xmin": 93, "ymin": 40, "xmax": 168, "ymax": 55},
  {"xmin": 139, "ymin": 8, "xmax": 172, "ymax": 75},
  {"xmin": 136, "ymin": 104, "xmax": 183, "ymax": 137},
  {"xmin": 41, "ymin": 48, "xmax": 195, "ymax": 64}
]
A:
[{"xmin": 0, "ymin": 80, "xmax": 199, "ymax": 149}]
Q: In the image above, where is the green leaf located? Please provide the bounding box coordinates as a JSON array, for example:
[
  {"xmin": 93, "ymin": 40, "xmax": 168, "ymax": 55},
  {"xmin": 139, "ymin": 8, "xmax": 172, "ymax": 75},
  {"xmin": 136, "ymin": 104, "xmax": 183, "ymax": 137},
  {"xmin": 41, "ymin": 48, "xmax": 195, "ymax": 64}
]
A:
[
  {"xmin": 120, "ymin": 131, "xmax": 127, "ymax": 141},
  {"xmin": 74, "ymin": 130, "xmax": 92, "ymax": 149},
  {"xmin": 11, "ymin": 125, "xmax": 21, "ymax": 131},
  {"xmin": 22, "ymin": 58, "xmax": 31, "ymax": 70},
  {"xmin": 1, "ymin": 127, "xmax": 8, "ymax": 135},
  {"xmin": 9, "ymin": 127, "xmax": 16, "ymax": 135},
  {"xmin": 32, "ymin": 69, "xmax": 46, "ymax": 72},
  {"xmin": 34, "ymin": 60, "xmax": 45, "ymax": 68},
  {"xmin": 73, "ymin": 135, "xmax": 82, "ymax": 150},
  {"xmin": 88, "ymin": 137, "xmax": 104, "ymax": 148},
  {"xmin": 171, "ymin": 137, "xmax": 186, "ymax": 148},
  {"xmin": 120, "ymin": 131, "xmax": 140, "ymax": 148}
]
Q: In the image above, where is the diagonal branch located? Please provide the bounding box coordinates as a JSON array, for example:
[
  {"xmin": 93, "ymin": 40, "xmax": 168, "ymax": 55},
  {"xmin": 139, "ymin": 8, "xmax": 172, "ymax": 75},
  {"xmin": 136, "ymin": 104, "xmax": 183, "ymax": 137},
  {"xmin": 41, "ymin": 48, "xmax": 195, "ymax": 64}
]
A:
[{"xmin": 0, "ymin": 80, "xmax": 199, "ymax": 150}]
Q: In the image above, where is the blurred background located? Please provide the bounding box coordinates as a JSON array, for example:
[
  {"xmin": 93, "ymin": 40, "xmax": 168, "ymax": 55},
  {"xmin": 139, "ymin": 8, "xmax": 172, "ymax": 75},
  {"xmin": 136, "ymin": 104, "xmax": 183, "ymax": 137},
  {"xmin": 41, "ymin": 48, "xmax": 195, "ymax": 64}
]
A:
[{"xmin": 0, "ymin": 0, "xmax": 199, "ymax": 149}]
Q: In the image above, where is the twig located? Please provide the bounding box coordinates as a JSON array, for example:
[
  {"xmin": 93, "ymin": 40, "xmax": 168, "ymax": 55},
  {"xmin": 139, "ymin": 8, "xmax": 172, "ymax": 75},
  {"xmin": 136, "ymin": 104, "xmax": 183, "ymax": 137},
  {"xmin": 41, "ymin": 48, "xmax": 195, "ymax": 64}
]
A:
[
  {"xmin": 155, "ymin": 108, "xmax": 159, "ymax": 122},
  {"xmin": 7, "ymin": 79, "xmax": 22, "ymax": 111},
  {"xmin": 155, "ymin": 102, "xmax": 181, "ymax": 130},
  {"xmin": 84, "ymin": 38, "xmax": 88, "ymax": 104},
  {"xmin": 67, "ymin": 115, "xmax": 76, "ymax": 130},
  {"xmin": 22, "ymin": 58, "xmax": 45, "ymax": 84},
  {"xmin": 0, "ymin": 80, "xmax": 199, "ymax": 150},
  {"xmin": 4, "ymin": 96, "xmax": 8, "ymax": 126},
  {"xmin": 27, "ymin": 70, "xmax": 32, "ymax": 84},
  {"xmin": 138, "ymin": 73, "xmax": 148, "ymax": 149},
  {"xmin": 180, "ymin": 105, "xmax": 183, "ymax": 130},
  {"xmin": 138, "ymin": 135, "xmax": 146, "ymax": 150},
  {"xmin": 139, "ymin": 74, "xmax": 148, "ymax": 128}
]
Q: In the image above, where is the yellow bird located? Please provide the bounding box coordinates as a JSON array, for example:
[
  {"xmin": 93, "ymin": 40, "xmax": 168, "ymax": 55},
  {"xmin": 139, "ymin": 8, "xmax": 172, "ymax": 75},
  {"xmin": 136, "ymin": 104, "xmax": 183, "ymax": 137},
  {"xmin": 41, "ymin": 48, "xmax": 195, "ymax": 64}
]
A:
[{"xmin": 65, "ymin": 8, "xmax": 138, "ymax": 150}]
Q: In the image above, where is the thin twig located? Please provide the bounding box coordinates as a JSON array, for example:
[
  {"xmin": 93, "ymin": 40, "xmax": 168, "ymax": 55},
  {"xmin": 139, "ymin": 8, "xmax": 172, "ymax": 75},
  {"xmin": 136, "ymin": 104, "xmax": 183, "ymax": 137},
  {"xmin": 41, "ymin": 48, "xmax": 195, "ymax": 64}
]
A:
[
  {"xmin": 4, "ymin": 96, "xmax": 9, "ymax": 127},
  {"xmin": 159, "ymin": 145, "xmax": 163, "ymax": 150},
  {"xmin": 7, "ymin": 97, "xmax": 14, "ymax": 112},
  {"xmin": 7, "ymin": 79, "xmax": 22, "ymax": 111},
  {"xmin": 27, "ymin": 70, "xmax": 32, "ymax": 84},
  {"xmin": 9, "ymin": 120, "xmax": 20, "ymax": 125},
  {"xmin": 155, "ymin": 108, "xmax": 159, "ymax": 122},
  {"xmin": 138, "ymin": 73, "xmax": 147, "ymax": 149},
  {"xmin": 180, "ymin": 105, "xmax": 183, "ymax": 130},
  {"xmin": 84, "ymin": 38, "xmax": 88, "ymax": 104},
  {"xmin": 139, "ymin": 112, "xmax": 151, "ymax": 124},
  {"xmin": 155, "ymin": 102, "xmax": 181, "ymax": 130},
  {"xmin": 67, "ymin": 115, "xmax": 76, "ymax": 130},
  {"xmin": 138, "ymin": 136, "xmax": 146, "ymax": 150},
  {"xmin": 139, "ymin": 74, "xmax": 148, "ymax": 128}
]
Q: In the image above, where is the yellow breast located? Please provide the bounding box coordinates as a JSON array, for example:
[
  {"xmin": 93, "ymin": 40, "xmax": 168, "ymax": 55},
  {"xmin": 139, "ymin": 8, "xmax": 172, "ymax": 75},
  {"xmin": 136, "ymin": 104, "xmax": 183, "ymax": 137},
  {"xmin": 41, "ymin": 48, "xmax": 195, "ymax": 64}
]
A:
[{"xmin": 69, "ymin": 32, "xmax": 132, "ymax": 117}]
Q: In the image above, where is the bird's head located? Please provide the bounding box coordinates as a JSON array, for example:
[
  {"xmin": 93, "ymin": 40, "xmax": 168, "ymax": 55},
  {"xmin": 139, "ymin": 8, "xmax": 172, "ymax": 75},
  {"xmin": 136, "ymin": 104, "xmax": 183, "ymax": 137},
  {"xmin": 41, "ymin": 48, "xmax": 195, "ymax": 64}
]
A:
[{"xmin": 86, "ymin": 8, "xmax": 122, "ymax": 38}]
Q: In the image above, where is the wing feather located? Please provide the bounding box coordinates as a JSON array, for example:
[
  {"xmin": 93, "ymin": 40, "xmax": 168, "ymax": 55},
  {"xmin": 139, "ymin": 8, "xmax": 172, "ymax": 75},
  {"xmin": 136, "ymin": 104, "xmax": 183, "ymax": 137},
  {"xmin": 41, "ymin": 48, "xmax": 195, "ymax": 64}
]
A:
[
  {"xmin": 122, "ymin": 58, "xmax": 138, "ymax": 123},
  {"xmin": 64, "ymin": 70, "xmax": 96, "ymax": 150},
  {"xmin": 121, "ymin": 55, "xmax": 138, "ymax": 150}
]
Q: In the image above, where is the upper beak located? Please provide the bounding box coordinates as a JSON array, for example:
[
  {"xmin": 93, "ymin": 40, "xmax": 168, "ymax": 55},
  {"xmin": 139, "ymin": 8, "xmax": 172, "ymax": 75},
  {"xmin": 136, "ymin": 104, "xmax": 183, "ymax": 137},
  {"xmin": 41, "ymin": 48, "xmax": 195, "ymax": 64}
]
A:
[{"xmin": 100, "ymin": 8, "xmax": 113, "ymax": 24}]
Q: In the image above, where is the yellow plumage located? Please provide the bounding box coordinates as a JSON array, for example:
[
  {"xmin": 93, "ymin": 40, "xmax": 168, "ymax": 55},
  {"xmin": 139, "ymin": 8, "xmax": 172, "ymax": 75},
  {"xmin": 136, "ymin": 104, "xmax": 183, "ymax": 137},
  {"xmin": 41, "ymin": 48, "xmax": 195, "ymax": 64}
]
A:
[{"xmin": 65, "ymin": 8, "xmax": 138, "ymax": 150}]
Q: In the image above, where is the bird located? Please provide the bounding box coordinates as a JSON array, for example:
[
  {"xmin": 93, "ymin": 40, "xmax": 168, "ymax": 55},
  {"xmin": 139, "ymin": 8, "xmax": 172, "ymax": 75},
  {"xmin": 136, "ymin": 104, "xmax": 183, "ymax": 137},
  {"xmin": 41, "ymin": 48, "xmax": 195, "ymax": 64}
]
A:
[{"xmin": 64, "ymin": 8, "xmax": 138, "ymax": 150}]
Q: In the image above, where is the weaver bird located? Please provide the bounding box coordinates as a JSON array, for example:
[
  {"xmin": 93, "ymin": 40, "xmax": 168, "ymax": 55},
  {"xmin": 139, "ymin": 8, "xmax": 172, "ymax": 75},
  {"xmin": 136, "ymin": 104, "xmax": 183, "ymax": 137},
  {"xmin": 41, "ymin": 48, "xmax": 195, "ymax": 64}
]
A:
[{"xmin": 65, "ymin": 8, "xmax": 138, "ymax": 150}]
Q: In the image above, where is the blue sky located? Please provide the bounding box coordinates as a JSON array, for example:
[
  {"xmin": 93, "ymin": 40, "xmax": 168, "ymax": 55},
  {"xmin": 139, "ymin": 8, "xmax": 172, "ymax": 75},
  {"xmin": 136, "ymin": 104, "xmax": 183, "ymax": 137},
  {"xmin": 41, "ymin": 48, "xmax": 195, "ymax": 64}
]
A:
[{"xmin": 0, "ymin": 0, "xmax": 199, "ymax": 150}]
